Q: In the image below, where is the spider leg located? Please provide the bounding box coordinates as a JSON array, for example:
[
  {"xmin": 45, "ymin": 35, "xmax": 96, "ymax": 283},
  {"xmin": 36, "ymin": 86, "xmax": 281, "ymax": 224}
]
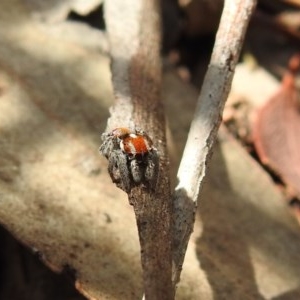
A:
[
  {"xmin": 107, "ymin": 149, "xmax": 131, "ymax": 192},
  {"xmin": 144, "ymin": 150, "xmax": 159, "ymax": 190},
  {"xmin": 99, "ymin": 135, "xmax": 121, "ymax": 159},
  {"xmin": 130, "ymin": 158, "xmax": 144, "ymax": 183}
]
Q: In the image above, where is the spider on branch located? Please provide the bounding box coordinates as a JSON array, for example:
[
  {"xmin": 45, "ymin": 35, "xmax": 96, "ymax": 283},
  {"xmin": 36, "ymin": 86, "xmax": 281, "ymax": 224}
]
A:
[{"xmin": 99, "ymin": 127, "xmax": 159, "ymax": 192}]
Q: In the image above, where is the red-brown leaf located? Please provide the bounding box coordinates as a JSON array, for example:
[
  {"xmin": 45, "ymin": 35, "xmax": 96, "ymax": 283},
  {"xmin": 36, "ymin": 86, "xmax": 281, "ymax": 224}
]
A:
[{"xmin": 253, "ymin": 54, "xmax": 300, "ymax": 197}]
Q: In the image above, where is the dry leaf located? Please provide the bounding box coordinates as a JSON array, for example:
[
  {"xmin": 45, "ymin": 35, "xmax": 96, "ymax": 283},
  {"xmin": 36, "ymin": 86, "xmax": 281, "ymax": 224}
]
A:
[
  {"xmin": 253, "ymin": 54, "xmax": 300, "ymax": 198},
  {"xmin": 24, "ymin": 0, "xmax": 103, "ymax": 22},
  {"xmin": 1, "ymin": 1, "xmax": 300, "ymax": 299}
]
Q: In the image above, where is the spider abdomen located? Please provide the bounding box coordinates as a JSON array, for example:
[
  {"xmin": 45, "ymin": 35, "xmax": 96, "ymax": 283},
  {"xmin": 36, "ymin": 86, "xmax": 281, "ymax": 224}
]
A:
[{"xmin": 121, "ymin": 134, "xmax": 153, "ymax": 156}]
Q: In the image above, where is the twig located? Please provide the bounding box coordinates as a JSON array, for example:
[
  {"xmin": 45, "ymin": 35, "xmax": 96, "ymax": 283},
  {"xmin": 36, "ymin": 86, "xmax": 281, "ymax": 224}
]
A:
[
  {"xmin": 171, "ymin": 0, "xmax": 257, "ymax": 286},
  {"xmin": 104, "ymin": 0, "xmax": 173, "ymax": 299}
]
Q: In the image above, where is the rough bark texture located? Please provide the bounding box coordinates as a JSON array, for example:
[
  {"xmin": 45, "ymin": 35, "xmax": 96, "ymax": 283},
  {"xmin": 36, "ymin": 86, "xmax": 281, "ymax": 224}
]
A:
[{"xmin": 104, "ymin": 1, "xmax": 173, "ymax": 299}]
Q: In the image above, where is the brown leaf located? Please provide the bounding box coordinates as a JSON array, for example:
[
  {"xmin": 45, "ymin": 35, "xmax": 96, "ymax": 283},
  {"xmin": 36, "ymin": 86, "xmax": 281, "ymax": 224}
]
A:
[{"xmin": 253, "ymin": 54, "xmax": 300, "ymax": 197}]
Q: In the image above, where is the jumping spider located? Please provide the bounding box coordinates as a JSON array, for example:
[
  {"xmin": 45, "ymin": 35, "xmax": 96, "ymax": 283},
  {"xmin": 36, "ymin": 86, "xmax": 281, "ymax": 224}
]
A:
[{"xmin": 99, "ymin": 127, "xmax": 159, "ymax": 192}]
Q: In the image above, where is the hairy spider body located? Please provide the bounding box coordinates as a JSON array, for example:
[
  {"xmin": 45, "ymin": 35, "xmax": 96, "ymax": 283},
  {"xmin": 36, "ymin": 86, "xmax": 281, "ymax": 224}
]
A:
[{"xmin": 99, "ymin": 127, "xmax": 159, "ymax": 192}]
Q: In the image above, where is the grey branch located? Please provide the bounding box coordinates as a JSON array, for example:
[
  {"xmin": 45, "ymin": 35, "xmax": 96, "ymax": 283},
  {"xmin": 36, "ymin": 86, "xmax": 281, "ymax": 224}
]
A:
[
  {"xmin": 104, "ymin": 0, "xmax": 173, "ymax": 299},
  {"xmin": 171, "ymin": 0, "xmax": 257, "ymax": 286}
]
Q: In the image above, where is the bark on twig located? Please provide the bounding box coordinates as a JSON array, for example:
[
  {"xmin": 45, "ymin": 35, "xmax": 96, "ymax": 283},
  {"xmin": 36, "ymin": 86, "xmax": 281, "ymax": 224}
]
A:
[
  {"xmin": 171, "ymin": 0, "xmax": 257, "ymax": 286},
  {"xmin": 104, "ymin": 0, "xmax": 173, "ymax": 299}
]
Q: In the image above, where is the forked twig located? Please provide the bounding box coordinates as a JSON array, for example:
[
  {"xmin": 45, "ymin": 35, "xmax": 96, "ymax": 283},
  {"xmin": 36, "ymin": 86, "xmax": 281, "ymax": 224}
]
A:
[{"xmin": 103, "ymin": 0, "xmax": 257, "ymax": 298}]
